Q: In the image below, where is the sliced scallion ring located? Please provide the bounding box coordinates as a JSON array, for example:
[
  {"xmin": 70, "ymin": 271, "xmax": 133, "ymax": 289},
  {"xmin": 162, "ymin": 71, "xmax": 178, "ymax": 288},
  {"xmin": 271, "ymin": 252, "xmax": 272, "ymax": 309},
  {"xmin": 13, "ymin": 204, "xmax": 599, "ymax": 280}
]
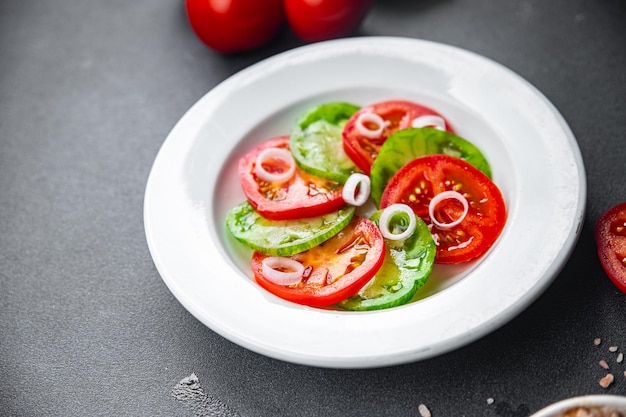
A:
[
  {"xmin": 429, "ymin": 190, "xmax": 469, "ymax": 229},
  {"xmin": 379, "ymin": 204, "xmax": 417, "ymax": 241},
  {"xmin": 342, "ymin": 173, "xmax": 371, "ymax": 206},
  {"xmin": 261, "ymin": 256, "xmax": 304, "ymax": 286},
  {"xmin": 411, "ymin": 115, "xmax": 446, "ymax": 131},
  {"xmin": 355, "ymin": 112, "xmax": 389, "ymax": 139},
  {"xmin": 254, "ymin": 147, "xmax": 296, "ymax": 183}
]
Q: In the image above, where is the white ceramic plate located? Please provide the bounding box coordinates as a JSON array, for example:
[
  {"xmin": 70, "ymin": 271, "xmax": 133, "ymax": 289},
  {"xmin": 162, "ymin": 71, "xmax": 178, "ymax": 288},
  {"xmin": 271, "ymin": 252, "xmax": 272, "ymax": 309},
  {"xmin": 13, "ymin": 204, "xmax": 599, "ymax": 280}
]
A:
[
  {"xmin": 144, "ymin": 37, "xmax": 586, "ymax": 368},
  {"xmin": 530, "ymin": 395, "xmax": 626, "ymax": 416}
]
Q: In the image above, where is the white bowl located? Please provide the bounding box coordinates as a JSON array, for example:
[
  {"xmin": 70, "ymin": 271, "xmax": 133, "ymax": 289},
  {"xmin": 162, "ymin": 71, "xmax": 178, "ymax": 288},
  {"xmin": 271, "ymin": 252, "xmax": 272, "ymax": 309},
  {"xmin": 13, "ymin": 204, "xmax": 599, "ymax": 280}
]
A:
[{"xmin": 144, "ymin": 37, "xmax": 586, "ymax": 368}]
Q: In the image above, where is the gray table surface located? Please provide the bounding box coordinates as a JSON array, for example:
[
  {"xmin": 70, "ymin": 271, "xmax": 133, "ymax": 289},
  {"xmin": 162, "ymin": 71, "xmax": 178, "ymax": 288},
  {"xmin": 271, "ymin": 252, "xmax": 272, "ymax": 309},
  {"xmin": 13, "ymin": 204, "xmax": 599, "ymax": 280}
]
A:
[{"xmin": 2, "ymin": 1, "xmax": 625, "ymax": 416}]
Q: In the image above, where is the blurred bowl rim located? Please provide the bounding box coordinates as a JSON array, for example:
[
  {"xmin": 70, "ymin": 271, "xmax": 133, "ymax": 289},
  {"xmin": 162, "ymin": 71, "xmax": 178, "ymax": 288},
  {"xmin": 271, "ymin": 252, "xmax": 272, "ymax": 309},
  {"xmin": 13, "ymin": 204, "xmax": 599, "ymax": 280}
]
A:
[{"xmin": 531, "ymin": 395, "xmax": 626, "ymax": 416}]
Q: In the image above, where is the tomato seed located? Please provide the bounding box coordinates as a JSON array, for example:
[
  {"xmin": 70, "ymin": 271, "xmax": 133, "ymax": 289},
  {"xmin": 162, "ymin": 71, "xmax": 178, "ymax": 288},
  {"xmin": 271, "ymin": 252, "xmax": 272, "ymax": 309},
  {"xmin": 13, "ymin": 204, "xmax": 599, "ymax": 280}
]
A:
[{"xmin": 614, "ymin": 222, "xmax": 626, "ymax": 236}]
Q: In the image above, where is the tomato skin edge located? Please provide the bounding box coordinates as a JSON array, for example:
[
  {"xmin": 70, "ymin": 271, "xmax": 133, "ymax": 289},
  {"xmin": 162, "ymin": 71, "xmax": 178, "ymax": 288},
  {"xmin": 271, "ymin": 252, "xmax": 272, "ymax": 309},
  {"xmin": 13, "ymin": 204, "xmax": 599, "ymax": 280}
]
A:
[{"xmin": 594, "ymin": 202, "xmax": 626, "ymax": 293}]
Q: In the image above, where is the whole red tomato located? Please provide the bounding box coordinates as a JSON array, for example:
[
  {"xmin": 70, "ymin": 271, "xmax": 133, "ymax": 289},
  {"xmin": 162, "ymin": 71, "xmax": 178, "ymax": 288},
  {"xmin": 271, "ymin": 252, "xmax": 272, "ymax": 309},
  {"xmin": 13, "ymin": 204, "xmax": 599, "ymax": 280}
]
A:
[
  {"xmin": 185, "ymin": 0, "xmax": 284, "ymax": 53},
  {"xmin": 285, "ymin": 0, "xmax": 374, "ymax": 43}
]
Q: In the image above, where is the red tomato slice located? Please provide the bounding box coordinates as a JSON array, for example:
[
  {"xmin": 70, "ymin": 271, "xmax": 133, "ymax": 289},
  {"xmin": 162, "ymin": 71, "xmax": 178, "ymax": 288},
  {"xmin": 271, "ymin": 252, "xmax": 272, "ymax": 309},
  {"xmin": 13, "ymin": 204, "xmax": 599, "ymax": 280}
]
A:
[
  {"xmin": 380, "ymin": 155, "xmax": 506, "ymax": 264},
  {"xmin": 239, "ymin": 136, "xmax": 345, "ymax": 221},
  {"xmin": 595, "ymin": 202, "xmax": 626, "ymax": 293},
  {"xmin": 342, "ymin": 100, "xmax": 454, "ymax": 175},
  {"xmin": 252, "ymin": 217, "xmax": 385, "ymax": 307}
]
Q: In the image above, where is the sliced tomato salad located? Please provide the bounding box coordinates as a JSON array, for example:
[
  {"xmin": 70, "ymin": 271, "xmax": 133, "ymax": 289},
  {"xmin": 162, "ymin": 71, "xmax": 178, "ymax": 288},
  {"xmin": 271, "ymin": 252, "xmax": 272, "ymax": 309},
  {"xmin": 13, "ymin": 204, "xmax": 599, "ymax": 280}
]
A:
[
  {"xmin": 342, "ymin": 100, "xmax": 454, "ymax": 175},
  {"xmin": 226, "ymin": 98, "xmax": 508, "ymax": 310},
  {"xmin": 239, "ymin": 136, "xmax": 345, "ymax": 220},
  {"xmin": 251, "ymin": 217, "xmax": 385, "ymax": 307},
  {"xmin": 595, "ymin": 202, "xmax": 626, "ymax": 293},
  {"xmin": 380, "ymin": 154, "xmax": 506, "ymax": 264}
]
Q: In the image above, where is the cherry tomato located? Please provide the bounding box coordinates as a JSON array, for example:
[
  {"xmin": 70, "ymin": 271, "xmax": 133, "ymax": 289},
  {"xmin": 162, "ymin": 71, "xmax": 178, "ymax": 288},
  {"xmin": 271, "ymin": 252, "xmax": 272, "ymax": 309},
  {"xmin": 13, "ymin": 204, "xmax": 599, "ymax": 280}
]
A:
[
  {"xmin": 251, "ymin": 216, "xmax": 385, "ymax": 307},
  {"xmin": 284, "ymin": 0, "xmax": 373, "ymax": 43},
  {"xmin": 185, "ymin": 0, "xmax": 284, "ymax": 53},
  {"xmin": 595, "ymin": 202, "xmax": 626, "ymax": 293},
  {"xmin": 343, "ymin": 100, "xmax": 454, "ymax": 175},
  {"xmin": 380, "ymin": 155, "xmax": 507, "ymax": 264},
  {"xmin": 239, "ymin": 136, "xmax": 346, "ymax": 221}
]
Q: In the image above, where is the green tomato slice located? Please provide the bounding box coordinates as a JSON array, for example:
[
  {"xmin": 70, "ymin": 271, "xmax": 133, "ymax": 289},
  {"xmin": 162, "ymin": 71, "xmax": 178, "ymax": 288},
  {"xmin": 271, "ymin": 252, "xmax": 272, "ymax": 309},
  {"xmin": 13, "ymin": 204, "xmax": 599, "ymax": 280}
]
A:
[
  {"xmin": 225, "ymin": 201, "xmax": 355, "ymax": 256},
  {"xmin": 337, "ymin": 209, "xmax": 436, "ymax": 311},
  {"xmin": 290, "ymin": 102, "xmax": 361, "ymax": 183},
  {"xmin": 370, "ymin": 127, "xmax": 492, "ymax": 207}
]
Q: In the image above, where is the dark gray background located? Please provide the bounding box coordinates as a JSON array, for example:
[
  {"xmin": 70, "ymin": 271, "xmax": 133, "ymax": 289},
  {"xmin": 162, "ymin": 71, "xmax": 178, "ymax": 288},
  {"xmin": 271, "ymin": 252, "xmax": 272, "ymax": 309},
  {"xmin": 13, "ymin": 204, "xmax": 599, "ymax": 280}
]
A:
[{"xmin": 1, "ymin": 1, "xmax": 625, "ymax": 416}]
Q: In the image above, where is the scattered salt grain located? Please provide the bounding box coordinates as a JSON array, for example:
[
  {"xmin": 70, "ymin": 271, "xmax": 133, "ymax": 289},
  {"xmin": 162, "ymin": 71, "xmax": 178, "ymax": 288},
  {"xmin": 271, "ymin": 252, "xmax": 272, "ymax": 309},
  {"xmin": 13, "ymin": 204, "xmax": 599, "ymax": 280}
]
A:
[
  {"xmin": 594, "ymin": 338, "xmax": 602, "ymax": 346},
  {"xmin": 418, "ymin": 403, "xmax": 431, "ymax": 417},
  {"xmin": 487, "ymin": 398, "xmax": 494, "ymax": 405},
  {"xmin": 599, "ymin": 373, "xmax": 614, "ymax": 388},
  {"xmin": 599, "ymin": 359, "xmax": 610, "ymax": 369},
  {"xmin": 609, "ymin": 346, "xmax": 618, "ymax": 352}
]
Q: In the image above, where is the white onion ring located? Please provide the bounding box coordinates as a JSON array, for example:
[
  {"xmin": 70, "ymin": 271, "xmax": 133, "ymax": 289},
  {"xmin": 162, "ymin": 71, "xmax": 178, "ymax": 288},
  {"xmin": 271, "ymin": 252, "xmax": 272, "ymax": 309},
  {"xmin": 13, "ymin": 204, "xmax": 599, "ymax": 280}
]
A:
[
  {"xmin": 429, "ymin": 190, "xmax": 469, "ymax": 229},
  {"xmin": 355, "ymin": 112, "xmax": 389, "ymax": 139},
  {"xmin": 342, "ymin": 173, "xmax": 371, "ymax": 206},
  {"xmin": 254, "ymin": 147, "xmax": 296, "ymax": 183},
  {"xmin": 411, "ymin": 115, "xmax": 446, "ymax": 131},
  {"xmin": 379, "ymin": 204, "xmax": 417, "ymax": 241},
  {"xmin": 261, "ymin": 257, "xmax": 304, "ymax": 286}
]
